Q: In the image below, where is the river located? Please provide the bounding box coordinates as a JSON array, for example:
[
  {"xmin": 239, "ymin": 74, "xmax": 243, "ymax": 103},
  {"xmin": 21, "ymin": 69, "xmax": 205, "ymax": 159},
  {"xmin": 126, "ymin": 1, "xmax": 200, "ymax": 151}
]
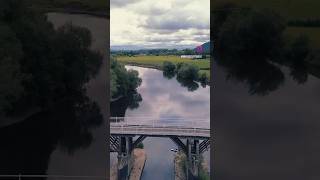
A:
[
  {"xmin": 110, "ymin": 66, "xmax": 211, "ymax": 180},
  {"xmin": 213, "ymin": 56, "xmax": 320, "ymax": 179}
]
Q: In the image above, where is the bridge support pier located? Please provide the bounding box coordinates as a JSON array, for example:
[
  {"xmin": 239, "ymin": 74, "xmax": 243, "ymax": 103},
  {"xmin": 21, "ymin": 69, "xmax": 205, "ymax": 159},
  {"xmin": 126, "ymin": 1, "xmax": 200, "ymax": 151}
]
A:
[
  {"xmin": 117, "ymin": 136, "xmax": 133, "ymax": 180},
  {"xmin": 186, "ymin": 138, "xmax": 200, "ymax": 180}
]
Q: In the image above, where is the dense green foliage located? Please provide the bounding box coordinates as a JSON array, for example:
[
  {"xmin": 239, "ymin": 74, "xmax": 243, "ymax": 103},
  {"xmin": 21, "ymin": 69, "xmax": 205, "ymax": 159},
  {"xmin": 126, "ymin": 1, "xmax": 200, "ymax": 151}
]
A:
[
  {"xmin": 176, "ymin": 63, "xmax": 199, "ymax": 81},
  {"xmin": 0, "ymin": 0, "xmax": 102, "ymax": 116},
  {"xmin": 163, "ymin": 61, "xmax": 176, "ymax": 73},
  {"xmin": 110, "ymin": 57, "xmax": 142, "ymax": 98}
]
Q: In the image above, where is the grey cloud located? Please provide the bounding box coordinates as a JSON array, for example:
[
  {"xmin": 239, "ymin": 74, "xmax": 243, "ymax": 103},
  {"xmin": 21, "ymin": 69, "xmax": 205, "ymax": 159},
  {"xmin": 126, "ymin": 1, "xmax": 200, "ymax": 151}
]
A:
[
  {"xmin": 143, "ymin": 15, "xmax": 209, "ymax": 30},
  {"xmin": 110, "ymin": 0, "xmax": 142, "ymax": 8},
  {"xmin": 133, "ymin": 6, "xmax": 169, "ymax": 16}
]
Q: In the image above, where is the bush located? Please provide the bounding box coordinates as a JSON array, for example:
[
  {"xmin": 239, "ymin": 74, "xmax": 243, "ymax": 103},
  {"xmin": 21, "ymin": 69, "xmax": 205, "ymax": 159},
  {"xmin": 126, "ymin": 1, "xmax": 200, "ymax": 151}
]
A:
[
  {"xmin": 136, "ymin": 142, "xmax": 144, "ymax": 149},
  {"xmin": 176, "ymin": 63, "xmax": 199, "ymax": 81},
  {"xmin": 163, "ymin": 61, "xmax": 176, "ymax": 73}
]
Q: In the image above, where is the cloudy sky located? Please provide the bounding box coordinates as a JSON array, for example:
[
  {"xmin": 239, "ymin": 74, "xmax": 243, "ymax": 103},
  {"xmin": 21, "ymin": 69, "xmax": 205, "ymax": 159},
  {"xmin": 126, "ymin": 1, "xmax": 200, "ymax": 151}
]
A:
[{"xmin": 110, "ymin": 0, "xmax": 210, "ymax": 50}]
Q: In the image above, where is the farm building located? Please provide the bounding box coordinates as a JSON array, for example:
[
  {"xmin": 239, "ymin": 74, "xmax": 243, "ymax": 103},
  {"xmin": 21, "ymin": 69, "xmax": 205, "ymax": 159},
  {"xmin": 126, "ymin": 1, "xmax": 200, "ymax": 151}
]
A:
[{"xmin": 180, "ymin": 55, "xmax": 203, "ymax": 59}]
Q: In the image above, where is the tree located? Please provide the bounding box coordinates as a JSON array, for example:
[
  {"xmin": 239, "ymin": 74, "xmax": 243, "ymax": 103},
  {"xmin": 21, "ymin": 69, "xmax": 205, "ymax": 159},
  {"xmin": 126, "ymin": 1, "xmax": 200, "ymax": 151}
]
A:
[
  {"xmin": 163, "ymin": 61, "xmax": 176, "ymax": 73},
  {"xmin": 176, "ymin": 63, "xmax": 199, "ymax": 81},
  {"xmin": 110, "ymin": 57, "xmax": 142, "ymax": 98}
]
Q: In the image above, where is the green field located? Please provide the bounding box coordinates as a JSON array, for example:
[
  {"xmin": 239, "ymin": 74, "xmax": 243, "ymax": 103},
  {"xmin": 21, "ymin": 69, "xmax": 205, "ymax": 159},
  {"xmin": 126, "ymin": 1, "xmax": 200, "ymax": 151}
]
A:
[
  {"xmin": 214, "ymin": 0, "xmax": 320, "ymax": 20},
  {"xmin": 117, "ymin": 55, "xmax": 211, "ymax": 78}
]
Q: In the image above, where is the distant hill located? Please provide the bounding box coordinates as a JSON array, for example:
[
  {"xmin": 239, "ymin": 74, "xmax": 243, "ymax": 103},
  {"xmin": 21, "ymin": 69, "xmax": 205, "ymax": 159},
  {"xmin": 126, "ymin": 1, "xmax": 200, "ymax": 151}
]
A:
[
  {"xmin": 195, "ymin": 42, "xmax": 211, "ymax": 54},
  {"xmin": 202, "ymin": 42, "xmax": 210, "ymax": 53}
]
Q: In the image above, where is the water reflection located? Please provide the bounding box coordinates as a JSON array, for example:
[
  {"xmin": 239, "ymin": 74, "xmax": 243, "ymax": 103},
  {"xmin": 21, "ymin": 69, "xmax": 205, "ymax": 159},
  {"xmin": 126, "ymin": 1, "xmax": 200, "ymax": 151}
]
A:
[
  {"xmin": 213, "ymin": 31, "xmax": 320, "ymax": 180},
  {"xmin": 116, "ymin": 66, "xmax": 210, "ymax": 123},
  {"xmin": 163, "ymin": 71, "xmax": 175, "ymax": 80},
  {"xmin": 110, "ymin": 92, "xmax": 142, "ymax": 118},
  {"xmin": 110, "ymin": 65, "xmax": 210, "ymax": 180},
  {"xmin": 0, "ymin": 93, "xmax": 103, "ymax": 177},
  {"xmin": 176, "ymin": 77, "xmax": 200, "ymax": 92},
  {"xmin": 214, "ymin": 47, "xmax": 313, "ymax": 96}
]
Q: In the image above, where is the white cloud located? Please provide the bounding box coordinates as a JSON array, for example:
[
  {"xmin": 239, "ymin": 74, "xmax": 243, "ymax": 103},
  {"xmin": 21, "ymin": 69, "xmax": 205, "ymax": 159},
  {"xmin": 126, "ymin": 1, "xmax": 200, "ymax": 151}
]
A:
[{"xmin": 111, "ymin": 0, "xmax": 210, "ymax": 49}]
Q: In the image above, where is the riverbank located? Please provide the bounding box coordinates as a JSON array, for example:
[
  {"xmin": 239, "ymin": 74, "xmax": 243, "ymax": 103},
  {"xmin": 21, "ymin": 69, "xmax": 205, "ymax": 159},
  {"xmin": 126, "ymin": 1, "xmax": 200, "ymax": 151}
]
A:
[
  {"xmin": 40, "ymin": 8, "xmax": 108, "ymax": 18},
  {"xmin": 129, "ymin": 149, "xmax": 147, "ymax": 180},
  {"xmin": 117, "ymin": 55, "xmax": 210, "ymax": 69},
  {"xmin": 124, "ymin": 64, "xmax": 211, "ymax": 86},
  {"xmin": 174, "ymin": 151, "xmax": 210, "ymax": 180},
  {"xmin": 174, "ymin": 151, "xmax": 186, "ymax": 180},
  {"xmin": 110, "ymin": 149, "xmax": 147, "ymax": 180},
  {"xmin": 117, "ymin": 55, "xmax": 211, "ymax": 78},
  {"xmin": 28, "ymin": 0, "xmax": 109, "ymax": 18}
]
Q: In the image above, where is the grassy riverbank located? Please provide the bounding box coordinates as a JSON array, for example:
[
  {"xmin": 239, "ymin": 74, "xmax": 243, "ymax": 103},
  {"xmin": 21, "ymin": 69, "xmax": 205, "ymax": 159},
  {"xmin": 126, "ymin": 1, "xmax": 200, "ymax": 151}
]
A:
[{"xmin": 117, "ymin": 55, "xmax": 211, "ymax": 77}]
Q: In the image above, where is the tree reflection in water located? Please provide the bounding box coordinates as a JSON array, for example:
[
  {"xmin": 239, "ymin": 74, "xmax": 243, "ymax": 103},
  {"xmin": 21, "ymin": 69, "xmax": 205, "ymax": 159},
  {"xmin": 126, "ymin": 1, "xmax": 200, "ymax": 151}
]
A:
[
  {"xmin": 163, "ymin": 67, "xmax": 201, "ymax": 92},
  {"xmin": 110, "ymin": 91, "xmax": 142, "ymax": 118},
  {"xmin": 0, "ymin": 93, "xmax": 103, "ymax": 178},
  {"xmin": 176, "ymin": 77, "xmax": 200, "ymax": 92},
  {"xmin": 213, "ymin": 7, "xmax": 312, "ymax": 96},
  {"xmin": 163, "ymin": 71, "xmax": 175, "ymax": 79}
]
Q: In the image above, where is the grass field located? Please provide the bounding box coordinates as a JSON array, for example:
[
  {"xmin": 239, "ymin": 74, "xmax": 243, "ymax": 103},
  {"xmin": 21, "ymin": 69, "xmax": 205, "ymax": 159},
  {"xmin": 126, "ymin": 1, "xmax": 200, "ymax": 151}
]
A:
[
  {"xmin": 214, "ymin": 0, "xmax": 320, "ymax": 20},
  {"xmin": 117, "ymin": 55, "xmax": 211, "ymax": 78}
]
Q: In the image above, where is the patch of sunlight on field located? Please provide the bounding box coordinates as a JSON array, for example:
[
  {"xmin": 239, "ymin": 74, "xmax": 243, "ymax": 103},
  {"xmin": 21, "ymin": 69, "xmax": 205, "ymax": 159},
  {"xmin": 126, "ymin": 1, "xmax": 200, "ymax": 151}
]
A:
[{"xmin": 286, "ymin": 27, "xmax": 320, "ymax": 48}]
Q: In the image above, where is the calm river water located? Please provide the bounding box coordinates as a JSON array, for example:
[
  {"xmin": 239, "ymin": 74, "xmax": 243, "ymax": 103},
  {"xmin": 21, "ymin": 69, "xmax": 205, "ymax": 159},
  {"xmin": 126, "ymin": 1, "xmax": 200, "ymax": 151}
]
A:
[
  {"xmin": 213, "ymin": 58, "xmax": 320, "ymax": 179},
  {"xmin": 110, "ymin": 66, "xmax": 211, "ymax": 180}
]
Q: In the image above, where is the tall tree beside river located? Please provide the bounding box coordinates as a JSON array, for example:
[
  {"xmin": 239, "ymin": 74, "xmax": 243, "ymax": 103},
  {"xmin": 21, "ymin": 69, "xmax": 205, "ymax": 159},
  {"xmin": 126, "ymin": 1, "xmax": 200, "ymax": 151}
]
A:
[{"xmin": 110, "ymin": 57, "xmax": 142, "ymax": 99}]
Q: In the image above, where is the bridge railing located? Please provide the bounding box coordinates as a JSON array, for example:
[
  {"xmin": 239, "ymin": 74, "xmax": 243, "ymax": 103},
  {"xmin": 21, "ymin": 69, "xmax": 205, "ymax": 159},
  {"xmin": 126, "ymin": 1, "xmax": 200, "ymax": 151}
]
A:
[
  {"xmin": 110, "ymin": 116, "xmax": 210, "ymax": 129},
  {"xmin": 110, "ymin": 116, "xmax": 210, "ymax": 137}
]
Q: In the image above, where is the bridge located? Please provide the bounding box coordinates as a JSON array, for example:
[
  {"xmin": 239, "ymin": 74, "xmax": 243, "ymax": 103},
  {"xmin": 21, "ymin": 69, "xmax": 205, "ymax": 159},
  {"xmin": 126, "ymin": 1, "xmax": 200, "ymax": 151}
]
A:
[
  {"xmin": 110, "ymin": 116, "xmax": 210, "ymax": 138},
  {"xmin": 109, "ymin": 117, "xmax": 211, "ymax": 180}
]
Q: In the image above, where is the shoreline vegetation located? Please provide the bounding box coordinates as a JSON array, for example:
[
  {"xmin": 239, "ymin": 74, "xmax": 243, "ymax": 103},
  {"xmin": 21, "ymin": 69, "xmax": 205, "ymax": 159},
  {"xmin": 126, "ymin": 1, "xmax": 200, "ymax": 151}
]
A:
[
  {"xmin": 117, "ymin": 55, "xmax": 211, "ymax": 79},
  {"xmin": 110, "ymin": 57, "xmax": 142, "ymax": 101}
]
